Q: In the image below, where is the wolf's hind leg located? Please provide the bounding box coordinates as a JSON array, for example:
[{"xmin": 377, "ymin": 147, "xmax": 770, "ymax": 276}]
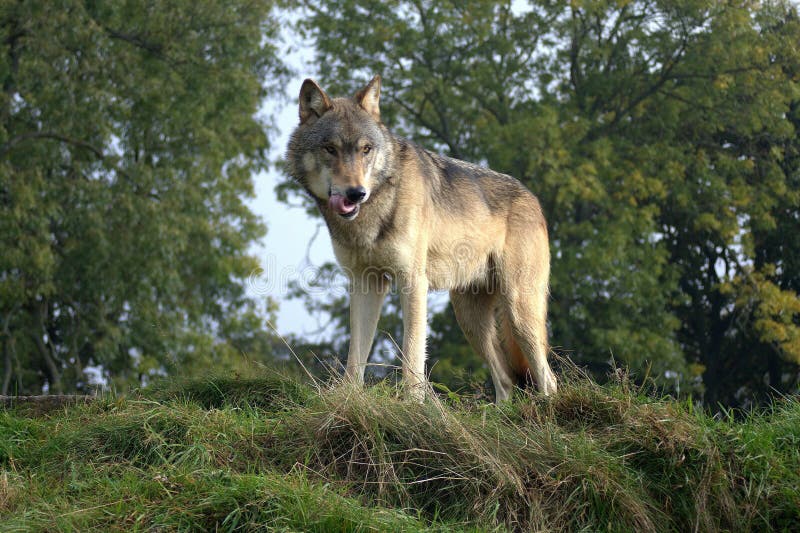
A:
[
  {"xmin": 450, "ymin": 288, "xmax": 516, "ymax": 401},
  {"xmin": 502, "ymin": 285, "xmax": 557, "ymax": 395}
]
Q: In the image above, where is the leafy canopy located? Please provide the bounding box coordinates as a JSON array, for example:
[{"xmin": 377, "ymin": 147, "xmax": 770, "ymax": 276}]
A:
[
  {"xmin": 291, "ymin": 0, "xmax": 800, "ymax": 406},
  {"xmin": 1, "ymin": 0, "xmax": 287, "ymax": 393}
]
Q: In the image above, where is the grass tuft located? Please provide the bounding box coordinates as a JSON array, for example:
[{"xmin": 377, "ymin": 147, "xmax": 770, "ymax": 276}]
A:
[{"xmin": 1, "ymin": 369, "xmax": 798, "ymax": 531}]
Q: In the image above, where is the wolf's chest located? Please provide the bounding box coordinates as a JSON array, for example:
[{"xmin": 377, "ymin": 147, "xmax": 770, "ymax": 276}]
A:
[
  {"xmin": 332, "ymin": 232, "xmax": 493, "ymax": 292},
  {"xmin": 331, "ymin": 236, "xmax": 415, "ymax": 278}
]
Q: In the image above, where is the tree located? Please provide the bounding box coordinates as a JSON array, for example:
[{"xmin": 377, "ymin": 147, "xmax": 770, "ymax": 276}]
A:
[
  {"xmin": 289, "ymin": 0, "xmax": 800, "ymax": 407},
  {"xmin": 0, "ymin": 0, "xmax": 288, "ymax": 394}
]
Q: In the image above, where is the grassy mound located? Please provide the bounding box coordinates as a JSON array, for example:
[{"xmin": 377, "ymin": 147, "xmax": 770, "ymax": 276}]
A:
[{"xmin": 1, "ymin": 370, "xmax": 798, "ymax": 531}]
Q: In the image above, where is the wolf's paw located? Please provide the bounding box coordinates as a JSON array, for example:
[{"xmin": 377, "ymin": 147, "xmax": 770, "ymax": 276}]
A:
[{"xmin": 538, "ymin": 368, "xmax": 558, "ymax": 396}]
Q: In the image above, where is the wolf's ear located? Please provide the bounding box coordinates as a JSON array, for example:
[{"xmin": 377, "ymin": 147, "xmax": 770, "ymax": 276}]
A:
[
  {"xmin": 355, "ymin": 75, "xmax": 381, "ymax": 121},
  {"xmin": 299, "ymin": 79, "xmax": 332, "ymax": 124}
]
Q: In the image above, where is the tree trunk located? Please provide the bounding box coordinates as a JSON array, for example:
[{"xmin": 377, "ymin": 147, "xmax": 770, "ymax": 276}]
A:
[
  {"xmin": 1, "ymin": 310, "xmax": 16, "ymax": 396},
  {"xmin": 2, "ymin": 338, "xmax": 11, "ymax": 396},
  {"xmin": 767, "ymin": 346, "xmax": 783, "ymax": 394},
  {"xmin": 34, "ymin": 303, "xmax": 63, "ymax": 394}
]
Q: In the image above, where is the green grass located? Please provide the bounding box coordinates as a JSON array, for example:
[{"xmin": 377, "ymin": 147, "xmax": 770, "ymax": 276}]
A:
[{"xmin": 1, "ymin": 369, "xmax": 798, "ymax": 531}]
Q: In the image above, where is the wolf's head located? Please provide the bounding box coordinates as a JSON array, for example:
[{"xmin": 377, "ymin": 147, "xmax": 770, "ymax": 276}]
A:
[{"xmin": 287, "ymin": 75, "xmax": 393, "ymax": 221}]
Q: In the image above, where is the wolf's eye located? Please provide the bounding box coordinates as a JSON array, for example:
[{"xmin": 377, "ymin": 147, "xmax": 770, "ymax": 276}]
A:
[
  {"xmin": 362, "ymin": 145, "xmax": 372, "ymax": 155},
  {"xmin": 324, "ymin": 145, "xmax": 337, "ymax": 155}
]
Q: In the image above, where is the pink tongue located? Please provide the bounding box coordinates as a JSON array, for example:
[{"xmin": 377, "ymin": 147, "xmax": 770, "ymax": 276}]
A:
[{"xmin": 329, "ymin": 194, "xmax": 357, "ymax": 214}]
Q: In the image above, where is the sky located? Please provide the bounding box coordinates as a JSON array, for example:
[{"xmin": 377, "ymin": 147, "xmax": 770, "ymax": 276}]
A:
[{"xmin": 244, "ymin": 33, "xmax": 334, "ymax": 338}]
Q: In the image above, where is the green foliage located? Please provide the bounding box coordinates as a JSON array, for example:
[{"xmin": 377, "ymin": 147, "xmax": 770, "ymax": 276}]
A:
[
  {"xmin": 0, "ymin": 1, "xmax": 288, "ymax": 394},
  {"xmin": 2, "ymin": 372, "xmax": 799, "ymax": 530},
  {"xmin": 289, "ymin": 0, "xmax": 800, "ymax": 407}
]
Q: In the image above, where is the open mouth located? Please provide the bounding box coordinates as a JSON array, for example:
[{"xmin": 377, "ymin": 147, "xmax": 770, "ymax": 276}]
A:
[{"xmin": 328, "ymin": 194, "xmax": 361, "ymax": 220}]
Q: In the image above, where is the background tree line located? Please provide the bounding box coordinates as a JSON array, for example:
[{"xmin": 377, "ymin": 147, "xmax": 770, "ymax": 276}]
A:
[
  {"xmin": 288, "ymin": 0, "xmax": 800, "ymax": 408},
  {"xmin": 0, "ymin": 0, "xmax": 289, "ymax": 394},
  {"xmin": 2, "ymin": 0, "xmax": 799, "ymax": 409}
]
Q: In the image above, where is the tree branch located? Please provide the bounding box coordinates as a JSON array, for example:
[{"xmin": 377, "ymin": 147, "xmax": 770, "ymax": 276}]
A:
[
  {"xmin": 104, "ymin": 28, "xmax": 163, "ymax": 55},
  {"xmin": 1, "ymin": 131, "xmax": 160, "ymax": 199},
  {"xmin": 1, "ymin": 131, "xmax": 104, "ymax": 158}
]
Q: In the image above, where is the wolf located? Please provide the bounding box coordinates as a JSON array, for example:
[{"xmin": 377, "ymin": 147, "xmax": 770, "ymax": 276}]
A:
[{"xmin": 286, "ymin": 75, "xmax": 557, "ymax": 401}]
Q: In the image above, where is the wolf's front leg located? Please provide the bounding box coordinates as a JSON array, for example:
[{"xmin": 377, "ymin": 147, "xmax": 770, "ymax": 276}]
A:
[
  {"xmin": 345, "ymin": 274, "xmax": 388, "ymax": 384},
  {"xmin": 399, "ymin": 273, "xmax": 429, "ymax": 402}
]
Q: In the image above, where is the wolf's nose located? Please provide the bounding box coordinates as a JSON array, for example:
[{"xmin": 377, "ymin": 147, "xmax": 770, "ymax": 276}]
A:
[{"xmin": 346, "ymin": 186, "xmax": 367, "ymax": 203}]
